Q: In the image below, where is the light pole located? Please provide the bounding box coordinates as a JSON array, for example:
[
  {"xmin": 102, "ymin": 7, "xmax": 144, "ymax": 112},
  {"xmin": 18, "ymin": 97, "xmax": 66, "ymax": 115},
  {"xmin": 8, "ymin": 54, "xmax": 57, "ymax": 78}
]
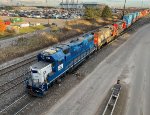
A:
[
  {"xmin": 122, "ymin": 0, "xmax": 127, "ymax": 19},
  {"xmin": 45, "ymin": 0, "xmax": 50, "ymax": 25},
  {"xmin": 142, "ymin": 0, "xmax": 144, "ymax": 9}
]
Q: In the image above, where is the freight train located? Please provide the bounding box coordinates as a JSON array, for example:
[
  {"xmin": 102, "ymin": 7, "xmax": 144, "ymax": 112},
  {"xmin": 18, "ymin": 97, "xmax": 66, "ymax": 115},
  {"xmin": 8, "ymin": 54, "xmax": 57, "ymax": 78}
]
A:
[{"xmin": 26, "ymin": 10, "xmax": 149, "ymax": 97}]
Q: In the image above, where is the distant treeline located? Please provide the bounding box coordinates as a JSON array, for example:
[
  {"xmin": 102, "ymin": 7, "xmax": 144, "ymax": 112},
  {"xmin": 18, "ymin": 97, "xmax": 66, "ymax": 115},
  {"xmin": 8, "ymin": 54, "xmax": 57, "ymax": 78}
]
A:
[{"xmin": 0, "ymin": 6, "xmax": 14, "ymax": 10}]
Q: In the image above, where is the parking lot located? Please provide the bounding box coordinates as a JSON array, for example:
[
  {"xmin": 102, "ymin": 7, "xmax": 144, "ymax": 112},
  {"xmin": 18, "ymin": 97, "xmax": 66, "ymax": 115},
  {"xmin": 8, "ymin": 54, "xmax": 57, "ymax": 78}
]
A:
[{"xmin": 0, "ymin": 7, "xmax": 84, "ymax": 28}]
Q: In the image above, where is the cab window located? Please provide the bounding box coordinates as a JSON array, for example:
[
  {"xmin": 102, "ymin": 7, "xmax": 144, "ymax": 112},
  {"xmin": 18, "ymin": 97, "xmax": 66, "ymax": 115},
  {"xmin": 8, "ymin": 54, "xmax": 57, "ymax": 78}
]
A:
[
  {"xmin": 63, "ymin": 48, "xmax": 69, "ymax": 54},
  {"xmin": 58, "ymin": 60, "xmax": 63, "ymax": 65},
  {"xmin": 31, "ymin": 70, "xmax": 38, "ymax": 73},
  {"xmin": 52, "ymin": 62, "xmax": 56, "ymax": 67}
]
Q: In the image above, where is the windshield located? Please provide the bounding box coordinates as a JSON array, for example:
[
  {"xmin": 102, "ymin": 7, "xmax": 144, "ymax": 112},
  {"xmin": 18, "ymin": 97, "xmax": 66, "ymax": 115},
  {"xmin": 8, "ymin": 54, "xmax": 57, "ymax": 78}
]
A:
[{"xmin": 31, "ymin": 70, "xmax": 38, "ymax": 73}]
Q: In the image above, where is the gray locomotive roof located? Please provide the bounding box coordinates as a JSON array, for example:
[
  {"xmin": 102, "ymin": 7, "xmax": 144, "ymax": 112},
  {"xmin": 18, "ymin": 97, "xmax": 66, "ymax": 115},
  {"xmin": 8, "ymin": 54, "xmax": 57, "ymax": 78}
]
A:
[
  {"xmin": 56, "ymin": 44, "xmax": 70, "ymax": 50},
  {"xmin": 31, "ymin": 61, "xmax": 50, "ymax": 70}
]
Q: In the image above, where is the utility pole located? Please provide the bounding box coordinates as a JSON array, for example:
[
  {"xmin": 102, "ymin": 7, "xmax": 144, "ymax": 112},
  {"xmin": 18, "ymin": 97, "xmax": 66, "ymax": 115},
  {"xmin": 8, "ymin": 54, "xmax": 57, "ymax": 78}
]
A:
[
  {"xmin": 122, "ymin": 0, "xmax": 127, "ymax": 19},
  {"xmin": 10, "ymin": 0, "xmax": 13, "ymax": 6},
  {"xmin": 62, "ymin": 0, "xmax": 64, "ymax": 9},
  {"xmin": 45, "ymin": 0, "xmax": 50, "ymax": 25},
  {"xmin": 66, "ymin": 0, "xmax": 69, "ymax": 10},
  {"xmin": 142, "ymin": 0, "xmax": 144, "ymax": 9}
]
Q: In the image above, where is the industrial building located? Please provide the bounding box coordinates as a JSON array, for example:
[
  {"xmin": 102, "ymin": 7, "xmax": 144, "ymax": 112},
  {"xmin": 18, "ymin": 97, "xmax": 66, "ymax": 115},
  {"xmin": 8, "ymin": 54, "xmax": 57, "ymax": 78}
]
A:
[
  {"xmin": 60, "ymin": 1, "xmax": 106, "ymax": 9},
  {"xmin": 83, "ymin": 2, "xmax": 106, "ymax": 9},
  {"xmin": 60, "ymin": 3, "xmax": 83, "ymax": 9}
]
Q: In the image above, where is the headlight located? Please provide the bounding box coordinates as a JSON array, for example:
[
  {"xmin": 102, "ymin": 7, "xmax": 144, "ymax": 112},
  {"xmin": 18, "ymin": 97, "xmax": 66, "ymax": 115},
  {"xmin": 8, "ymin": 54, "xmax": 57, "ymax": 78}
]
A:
[
  {"xmin": 41, "ymin": 55, "xmax": 44, "ymax": 59},
  {"xmin": 46, "ymin": 57, "xmax": 50, "ymax": 59}
]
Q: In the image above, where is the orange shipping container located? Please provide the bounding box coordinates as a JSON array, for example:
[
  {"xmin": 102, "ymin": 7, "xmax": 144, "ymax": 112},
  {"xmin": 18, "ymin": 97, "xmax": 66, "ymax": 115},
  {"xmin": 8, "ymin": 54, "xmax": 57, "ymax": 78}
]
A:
[
  {"xmin": 0, "ymin": 22, "xmax": 6, "ymax": 32},
  {"xmin": 94, "ymin": 31, "xmax": 106, "ymax": 48}
]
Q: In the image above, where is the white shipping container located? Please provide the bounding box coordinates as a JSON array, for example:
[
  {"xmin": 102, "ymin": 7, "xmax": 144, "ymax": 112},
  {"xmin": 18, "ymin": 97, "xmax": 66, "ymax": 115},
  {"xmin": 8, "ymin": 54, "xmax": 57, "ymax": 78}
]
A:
[
  {"xmin": 20, "ymin": 23, "xmax": 30, "ymax": 28},
  {"xmin": 36, "ymin": 23, "xmax": 41, "ymax": 26}
]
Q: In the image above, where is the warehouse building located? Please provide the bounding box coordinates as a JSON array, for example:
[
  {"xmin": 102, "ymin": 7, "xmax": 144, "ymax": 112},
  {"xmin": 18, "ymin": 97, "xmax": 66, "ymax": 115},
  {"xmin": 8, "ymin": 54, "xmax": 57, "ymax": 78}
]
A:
[
  {"xmin": 60, "ymin": 2, "xmax": 106, "ymax": 9},
  {"xmin": 60, "ymin": 2, "xmax": 83, "ymax": 9},
  {"xmin": 83, "ymin": 2, "xmax": 106, "ymax": 9}
]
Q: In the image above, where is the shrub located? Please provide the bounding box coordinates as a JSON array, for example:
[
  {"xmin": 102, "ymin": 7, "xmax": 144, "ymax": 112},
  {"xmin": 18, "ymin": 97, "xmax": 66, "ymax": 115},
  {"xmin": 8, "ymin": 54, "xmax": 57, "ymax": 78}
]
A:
[{"xmin": 102, "ymin": 6, "xmax": 112, "ymax": 18}]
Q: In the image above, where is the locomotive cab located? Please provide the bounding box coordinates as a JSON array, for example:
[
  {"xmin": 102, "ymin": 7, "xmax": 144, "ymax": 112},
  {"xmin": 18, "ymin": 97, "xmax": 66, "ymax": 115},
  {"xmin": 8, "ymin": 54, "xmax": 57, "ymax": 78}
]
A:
[
  {"xmin": 26, "ymin": 48, "xmax": 65, "ymax": 96},
  {"xmin": 30, "ymin": 62, "xmax": 52, "ymax": 86}
]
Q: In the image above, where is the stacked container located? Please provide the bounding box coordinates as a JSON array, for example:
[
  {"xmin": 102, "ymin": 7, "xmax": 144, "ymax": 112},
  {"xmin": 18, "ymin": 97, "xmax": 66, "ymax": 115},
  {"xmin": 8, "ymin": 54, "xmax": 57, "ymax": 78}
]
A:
[
  {"xmin": 135, "ymin": 12, "xmax": 140, "ymax": 20},
  {"xmin": 123, "ymin": 14, "xmax": 132, "ymax": 28},
  {"xmin": 115, "ymin": 20, "xmax": 126, "ymax": 33},
  {"xmin": 131, "ymin": 13, "xmax": 137, "ymax": 22}
]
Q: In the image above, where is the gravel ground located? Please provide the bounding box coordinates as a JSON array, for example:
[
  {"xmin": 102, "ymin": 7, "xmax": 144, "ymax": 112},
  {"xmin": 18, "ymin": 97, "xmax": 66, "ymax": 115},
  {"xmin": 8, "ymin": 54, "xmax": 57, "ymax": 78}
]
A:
[{"xmin": 1, "ymin": 15, "xmax": 150, "ymax": 115}]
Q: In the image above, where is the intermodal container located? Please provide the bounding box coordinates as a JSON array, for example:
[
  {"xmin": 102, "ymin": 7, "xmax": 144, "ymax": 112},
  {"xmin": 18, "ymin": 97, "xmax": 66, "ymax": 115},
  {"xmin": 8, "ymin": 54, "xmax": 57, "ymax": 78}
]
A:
[
  {"xmin": 123, "ymin": 15, "xmax": 132, "ymax": 27},
  {"xmin": 131, "ymin": 13, "xmax": 137, "ymax": 22},
  {"xmin": 4, "ymin": 21, "xmax": 11, "ymax": 25}
]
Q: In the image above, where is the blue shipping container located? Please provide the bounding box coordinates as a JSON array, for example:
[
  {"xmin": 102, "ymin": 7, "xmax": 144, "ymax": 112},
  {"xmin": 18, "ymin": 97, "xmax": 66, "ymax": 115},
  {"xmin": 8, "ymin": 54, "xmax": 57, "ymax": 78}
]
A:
[{"xmin": 123, "ymin": 14, "xmax": 132, "ymax": 27}]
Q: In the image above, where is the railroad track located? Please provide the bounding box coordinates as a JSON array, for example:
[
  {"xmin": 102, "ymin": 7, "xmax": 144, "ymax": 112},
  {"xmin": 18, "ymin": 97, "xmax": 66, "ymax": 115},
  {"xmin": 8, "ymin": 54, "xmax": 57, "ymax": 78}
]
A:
[
  {"xmin": 0, "ymin": 94, "xmax": 28, "ymax": 113},
  {"xmin": 0, "ymin": 94, "xmax": 35, "ymax": 115},
  {"xmin": 0, "ymin": 56, "xmax": 37, "ymax": 76},
  {"xmin": 14, "ymin": 98, "xmax": 35, "ymax": 115},
  {"xmin": 0, "ymin": 71, "xmax": 30, "ymax": 95}
]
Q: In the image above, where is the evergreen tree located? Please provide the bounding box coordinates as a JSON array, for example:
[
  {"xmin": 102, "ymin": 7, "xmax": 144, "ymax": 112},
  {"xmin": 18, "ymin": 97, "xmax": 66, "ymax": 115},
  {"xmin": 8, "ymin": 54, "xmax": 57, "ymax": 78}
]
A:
[
  {"xmin": 102, "ymin": 6, "xmax": 112, "ymax": 18},
  {"xmin": 84, "ymin": 7, "xmax": 101, "ymax": 19}
]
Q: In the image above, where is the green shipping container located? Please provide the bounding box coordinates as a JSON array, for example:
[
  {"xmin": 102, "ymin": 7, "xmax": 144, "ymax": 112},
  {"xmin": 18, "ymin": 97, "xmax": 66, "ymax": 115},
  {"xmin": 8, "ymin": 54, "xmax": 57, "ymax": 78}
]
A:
[{"xmin": 11, "ymin": 18, "xmax": 23, "ymax": 23}]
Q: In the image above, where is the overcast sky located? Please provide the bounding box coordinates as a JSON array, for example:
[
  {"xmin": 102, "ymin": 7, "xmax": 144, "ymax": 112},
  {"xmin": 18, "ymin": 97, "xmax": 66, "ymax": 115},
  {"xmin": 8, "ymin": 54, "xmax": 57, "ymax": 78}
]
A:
[{"xmin": 1, "ymin": 0, "xmax": 150, "ymax": 8}]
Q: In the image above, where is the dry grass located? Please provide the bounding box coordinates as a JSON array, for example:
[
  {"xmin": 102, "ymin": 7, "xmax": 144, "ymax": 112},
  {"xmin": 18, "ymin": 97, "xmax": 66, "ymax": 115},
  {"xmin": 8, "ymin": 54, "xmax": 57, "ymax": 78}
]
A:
[
  {"xmin": 0, "ymin": 32, "xmax": 58, "ymax": 63},
  {"xmin": 67, "ymin": 19, "xmax": 92, "ymax": 26},
  {"xmin": 19, "ymin": 25, "xmax": 45, "ymax": 34}
]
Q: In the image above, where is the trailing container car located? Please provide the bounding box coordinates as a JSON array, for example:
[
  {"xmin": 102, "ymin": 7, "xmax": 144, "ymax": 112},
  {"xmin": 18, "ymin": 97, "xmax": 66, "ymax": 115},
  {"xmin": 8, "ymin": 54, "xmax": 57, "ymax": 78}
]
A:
[
  {"xmin": 135, "ymin": 12, "xmax": 140, "ymax": 20},
  {"xmin": 131, "ymin": 13, "xmax": 137, "ymax": 22},
  {"xmin": 141, "ymin": 10, "xmax": 147, "ymax": 17},
  {"xmin": 94, "ymin": 24, "xmax": 118, "ymax": 49},
  {"xmin": 94, "ymin": 30, "xmax": 107, "ymax": 49},
  {"xmin": 144, "ymin": 10, "xmax": 149, "ymax": 16},
  {"xmin": 26, "ymin": 33, "xmax": 96, "ymax": 96},
  {"xmin": 105, "ymin": 25, "xmax": 118, "ymax": 37},
  {"xmin": 123, "ymin": 14, "xmax": 132, "ymax": 28},
  {"xmin": 115, "ymin": 20, "xmax": 126, "ymax": 33},
  {"xmin": 139, "ymin": 11, "xmax": 143, "ymax": 18}
]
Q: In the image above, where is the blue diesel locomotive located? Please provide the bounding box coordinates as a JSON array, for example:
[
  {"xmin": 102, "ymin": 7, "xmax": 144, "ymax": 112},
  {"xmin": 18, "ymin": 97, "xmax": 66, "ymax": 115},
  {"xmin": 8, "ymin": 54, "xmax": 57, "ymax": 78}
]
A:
[{"xmin": 26, "ymin": 33, "xmax": 96, "ymax": 96}]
